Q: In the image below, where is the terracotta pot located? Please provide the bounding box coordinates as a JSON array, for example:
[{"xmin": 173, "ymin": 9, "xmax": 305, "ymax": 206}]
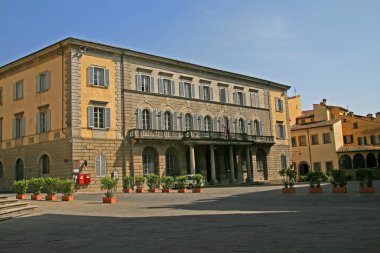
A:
[
  {"xmin": 162, "ymin": 188, "xmax": 172, "ymax": 193},
  {"xmin": 62, "ymin": 195, "xmax": 74, "ymax": 201},
  {"xmin": 308, "ymin": 187, "xmax": 322, "ymax": 193},
  {"xmin": 103, "ymin": 197, "xmax": 117, "ymax": 203},
  {"xmin": 192, "ymin": 188, "xmax": 203, "ymax": 193},
  {"xmin": 148, "ymin": 188, "xmax": 156, "ymax": 193},
  {"xmin": 359, "ymin": 187, "xmax": 374, "ymax": 193},
  {"xmin": 178, "ymin": 188, "xmax": 187, "ymax": 193},
  {"xmin": 282, "ymin": 188, "xmax": 296, "ymax": 193},
  {"xmin": 136, "ymin": 188, "xmax": 144, "ymax": 193},
  {"xmin": 123, "ymin": 188, "xmax": 133, "ymax": 193},
  {"xmin": 45, "ymin": 195, "xmax": 57, "ymax": 201},
  {"xmin": 16, "ymin": 194, "xmax": 28, "ymax": 200},
  {"xmin": 31, "ymin": 194, "xmax": 42, "ymax": 200},
  {"xmin": 332, "ymin": 186, "xmax": 347, "ymax": 193}
]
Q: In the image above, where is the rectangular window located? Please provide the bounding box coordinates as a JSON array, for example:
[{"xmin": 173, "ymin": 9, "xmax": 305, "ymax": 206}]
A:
[
  {"xmin": 200, "ymin": 84, "xmax": 213, "ymax": 101},
  {"xmin": 88, "ymin": 106, "xmax": 110, "ymax": 129},
  {"xmin": 364, "ymin": 136, "xmax": 367, "ymax": 145},
  {"xmin": 136, "ymin": 74, "xmax": 154, "ymax": 92},
  {"xmin": 159, "ymin": 78, "xmax": 175, "ymax": 95},
  {"xmin": 353, "ymin": 122, "xmax": 359, "ymax": 129},
  {"xmin": 13, "ymin": 115, "xmax": 24, "ymax": 138},
  {"xmin": 276, "ymin": 122, "xmax": 286, "ymax": 139},
  {"xmin": 13, "ymin": 80, "xmax": 23, "ymax": 100},
  {"xmin": 291, "ymin": 137, "xmax": 297, "ymax": 147},
  {"xmin": 344, "ymin": 135, "xmax": 353, "ymax": 144},
  {"xmin": 233, "ymin": 91, "xmax": 246, "ymax": 106},
  {"xmin": 371, "ymin": 135, "xmax": 379, "ymax": 145},
  {"xmin": 311, "ymin": 134, "xmax": 319, "ymax": 145},
  {"xmin": 358, "ymin": 137, "xmax": 363, "ymax": 145},
  {"xmin": 325, "ymin": 161, "xmax": 333, "ymax": 173},
  {"xmin": 179, "ymin": 82, "xmax": 193, "ymax": 98},
  {"xmin": 299, "ymin": 135, "xmax": 307, "ymax": 146},
  {"xmin": 251, "ymin": 91, "xmax": 259, "ymax": 107},
  {"xmin": 323, "ymin": 133, "xmax": 331, "ymax": 144},
  {"xmin": 220, "ymin": 87, "xmax": 228, "ymax": 103},
  {"xmin": 89, "ymin": 66, "xmax": 109, "ymax": 87},
  {"xmin": 275, "ymin": 97, "xmax": 284, "ymax": 112},
  {"xmin": 37, "ymin": 110, "xmax": 51, "ymax": 133},
  {"xmin": 313, "ymin": 162, "xmax": 321, "ymax": 172},
  {"xmin": 36, "ymin": 71, "xmax": 51, "ymax": 92}
]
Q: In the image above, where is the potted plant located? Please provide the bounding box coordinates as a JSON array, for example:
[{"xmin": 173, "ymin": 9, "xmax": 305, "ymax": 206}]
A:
[
  {"xmin": 44, "ymin": 177, "xmax": 60, "ymax": 201},
  {"xmin": 356, "ymin": 169, "xmax": 375, "ymax": 193},
  {"xmin": 29, "ymin": 177, "xmax": 45, "ymax": 200},
  {"xmin": 191, "ymin": 174, "xmax": 205, "ymax": 193},
  {"xmin": 329, "ymin": 169, "xmax": 347, "ymax": 193},
  {"xmin": 176, "ymin": 176, "xmax": 188, "ymax": 193},
  {"xmin": 146, "ymin": 173, "xmax": 160, "ymax": 193},
  {"xmin": 307, "ymin": 172, "xmax": 327, "ymax": 193},
  {"xmin": 101, "ymin": 177, "xmax": 118, "ymax": 203},
  {"xmin": 161, "ymin": 176, "xmax": 174, "ymax": 193},
  {"xmin": 123, "ymin": 176, "xmax": 134, "ymax": 193},
  {"xmin": 135, "ymin": 175, "xmax": 145, "ymax": 193},
  {"xmin": 278, "ymin": 165, "xmax": 297, "ymax": 193},
  {"xmin": 13, "ymin": 179, "xmax": 29, "ymax": 200},
  {"xmin": 60, "ymin": 179, "xmax": 75, "ymax": 201}
]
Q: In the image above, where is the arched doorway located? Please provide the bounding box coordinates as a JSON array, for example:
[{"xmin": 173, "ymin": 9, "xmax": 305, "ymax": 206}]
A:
[
  {"xmin": 256, "ymin": 149, "xmax": 268, "ymax": 180},
  {"xmin": 339, "ymin": 155, "xmax": 352, "ymax": 170},
  {"xmin": 142, "ymin": 147, "xmax": 158, "ymax": 175},
  {"xmin": 366, "ymin": 153, "xmax": 377, "ymax": 168},
  {"xmin": 165, "ymin": 148, "xmax": 178, "ymax": 176},
  {"xmin": 15, "ymin": 158, "xmax": 24, "ymax": 181},
  {"xmin": 353, "ymin": 154, "xmax": 365, "ymax": 169},
  {"xmin": 299, "ymin": 162, "xmax": 309, "ymax": 176}
]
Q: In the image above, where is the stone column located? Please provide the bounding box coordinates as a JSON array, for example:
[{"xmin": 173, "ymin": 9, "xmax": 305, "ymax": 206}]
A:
[
  {"xmin": 229, "ymin": 146, "xmax": 236, "ymax": 183},
  {"xmin": 189, "ymin": 144, "xmax": 195, "ymax": 174},
  {"xmin": 246, "ymin": 146, "xmax": 252, "ymax": 182},
  {"xmin": 210, "ymin": 145, "xmax": 217, "ymax": 184}
]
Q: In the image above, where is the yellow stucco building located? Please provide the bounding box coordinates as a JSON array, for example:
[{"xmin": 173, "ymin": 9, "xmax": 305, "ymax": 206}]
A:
[{"xmin": 0, "ymin": 38, "xmax": 292, "ymax": 191}]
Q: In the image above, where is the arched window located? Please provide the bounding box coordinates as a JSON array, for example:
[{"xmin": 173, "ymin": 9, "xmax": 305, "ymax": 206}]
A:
[
  {"xmin": 204, "ymin": 116, "xmax": 212, "ymax": 132},
  {"xmin": 238, "ymin": 119, "xmax": 245, "ymax": 133},
  {"xmin": 0, "ymin": 161, "xmax": 3, "ymax": 178},
  {"xmin": 95, "ymin": 154, "xmax": 106, "ymax": 176},
  {"xmin": 339, "ymin": 155, "xmax": 352, "ymax": 169},
  {"xmin": 143, "ymin": 148, "xmax": 156, "ymax": 175},
  {"xmin": 166, "ymin": 149, "xmax": 177, "ymax": 176},
  {"xmin": 164, "ymin": 111, "xmax": 172, "ymax": 131},
  {"xmin": 353, "ymin": 154, "xmax": 365, "ymax": 169},
  {"xmin": 15, "ymin": 158, "xmax": 24, "ymax": 181},
  {"xmin": 254, "ymin": 120, "xmax": 261, "ymax": 136},
  {"xmin": 39, "ymin": 154, "xmax": 50, "ymax": 174},
  {"xmin": 281, "ymin": 154, "xmax": 287, "ymax": 170},
  {"xmin": 366, "ymin": 153, "xmax": 377, "ymax": 168},
  {"xmin": 185, "ymin": 113, "xmax": 192, "ymax": 131},
  {"xmin": 142, "ymin": 109, "xmax": 151, "ymax": 130}
]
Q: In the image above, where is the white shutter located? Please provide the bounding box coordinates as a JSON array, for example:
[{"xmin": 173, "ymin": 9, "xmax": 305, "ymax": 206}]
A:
[
  {"xmin": 88, "ymin": 106, "xmax": 94, "ymax": 128},
  {"xmin": 151, "ymin": 110, "xmax": 157, "ymax": 130},
  {"xmin": 233, "ymin": 92, "xmax": 237, "ymax": 105},
  {"xmin": 136, "ymin": 109, "xmax": 142, "ymax": 129},
  {"xmin": 210, "ymin": 87, "xmax": 214, "ymax": 101},
  {"xmin": 191, "ymin": 84, "xmax": 195, "ymax": 98},
  {"xmin": 158, "ymin": 78, "xmax": 163, "ymax": 94},
  {"xmin": 244, "ymin": 120, "xmax": 248, "ymax": 134},
  {"xmin": 275, "ymin": 98, "xmax": 280, "ymax": 111},
  {"xmin": 12, "ymin": 119, "xmax": 16, "ymax": 138},
  {"xmin": 213, "ymin": 117, "xmax": 218, "ymax": 131},
  {"xmin": 200, "ymin": 116, "xmax": 204, "ymax": 131},
  {"xmin": 260, "ymin": 122, "xmax": 263, "ymax": 136},
  {"xmin": 136, "ymin": 74, "xmax": 142, "ymax": 91},
  {"xmin": 21, "ymin": 117, "xmax": 25, "ymax": 137},
  {"xmin": 181, "ymin": 113, "xmax": 185, "ymax": 130},
  {"xmin": 171, "ymin": 80, "xmax": 175, "ymax": 95},
  {"xmin": 199, "ymin": 85, "xmax": 204, "ymax": 100},
  {"xmin": 95, "ymin": 155, "xmax": 101, "ymax": 176},
  {"xmin": 179, "ymin": 82, "xmax": 184, "ymax": 97},
  {"xmin": 36, "ymin": 74, "xmax": 41, "ymax": 92},
  {"xmin": 105, "ymin": 108, "xmax": 111, "ymax": 128},
  {"xmin": 242, "ymin": 93, "xmax": 246, "ymax": 106},
  {"xmin": 104, "ymin": 69, "xmax": 110, "ymax": 87},
  {"xmin": 172, "ymin": 112, "xmax": 177, "ymax": 130},
  {"xmin": 150, "ymin": 77, "xmax": 155, "ymax": 92},
  {"xmin": 13, "ymin": 83, "xmax": 16, "ymax": 100},
  {"xmin": 89, "ymin": 67, "xmax": 94, "ymax": 85},
  {"xmin": 160, "ymin": 111, "xmax": 165, "ymax": 130},
  {"xmin": 193, "ymin": 114, "xmax": 198, "ymax": 130}
]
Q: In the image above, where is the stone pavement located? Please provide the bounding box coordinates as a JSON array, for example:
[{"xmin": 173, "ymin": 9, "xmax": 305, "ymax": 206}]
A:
[{"xmin": 0, "ymin": 181, "xmax": 379, "ymax": 253}]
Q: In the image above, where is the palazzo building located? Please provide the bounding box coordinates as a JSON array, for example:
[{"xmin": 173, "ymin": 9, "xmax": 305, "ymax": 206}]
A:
[{"xmin": 0, "ymin": 38, "xmax": 291, "ymax": 190}]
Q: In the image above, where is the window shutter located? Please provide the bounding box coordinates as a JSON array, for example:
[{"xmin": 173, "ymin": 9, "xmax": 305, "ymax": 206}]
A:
[
  {"xmin": 136, "ymin": 74, "xmax": 142, "ymax": 91},
  {"xmin": 199, "ymin": 85, "xmax": 204, "ymax": 100},
  {"xmin": 36, "ymin": 113, "xmax": 40, "ymax": 133},
  {"xmin": 275, "ymin": 98, "xmax": 279, "ymax": 111},
  {"xmin": 104, "ymin": 69, "xmax": 110, "ymax": 87},
  {"xmin": 160, "ymin": 111, "xmax": 165, "ymax": 130},
  {"xmin": 276, "ymin": 125, "xmax": 280, "ymax": 137},
  {"xmin": 193, "ymin": 114, "xmax": 198, "ymax": 130},
  {"xmin": 101, "ymin": 155, "xmax": 106, "ymax": 176},
  {"xmin": 242, "ymin": 93, "xmax": 246, "ymax": 106},
  {"xmin": 158, "ymin": 78, "xmax": 163, "ymax": 94},
  {"xmin": 151, "ymin": 110, "xmax": 157, "ymax": 130},
  {"xmin": 21, "ymin": 117, "xmax": 25, "ymax": 137},
  {"xmin": 244, "ymin": 120, "xmax": 248, "ymax": 134},
  {"xmin": 172, "ymin": 112, "xmax": 177, "ymax": 130},
  {"xmin": 219, "ymin": 117, "xmax": 224, "ymax": 132},
  {"xmin": 46, "ymin": 71, "xmax": 51, "ymax": 90},
  {"xmin": 199, "ymin": 116, "xmax": 204, "ymax": 131},
  {"xmin": 233, "ymin": 92, "xmax": 237, "ymax": 105},
  {"xmin": 171, "ymin": 80, "xmax": 175, "ymax": 95},
  {"xmin": 213, "ymin": 117, "xmax": 218, "ymax": 131},
  {"xmin": 36, "ymin": 74, "xmax": 41, "ymax": 92},
  {"xmin": 210, "ymin": 87, "xmax": 214, "ymax": 101},
  {"xmin": 13, "ymin": 83, "xmax": 16, "ymax": 100},
  {"xmin": 280, "ymin": 100, "xmax": 284, "ymax": 112},
  {"xmin": 105, "ymin": 108, "xmax": 111, "ymax": 128},
  {"xmin": 220, "ymin": 88, "xmax": 226, "ymax": 103},
  {"xmin": 20, "ymin": 82, "xmax": 23, "ymax": 98},
  {"xmin": 150, "ymin": 77, "xmax": 155, "ymax": 92},
  {"xmin": 191, "ymin": 84, "xmax": 195, "ymax": 98},
  {"xmin": 282, "ymin": 125, "xmax": 286, "ymax": 138},
  {"xmin": 12, "ymin": 119, "xmax": 16, "ymax": 138},
  {"xmin": 181, "ymin": 113, "xmax": 185, "ymax": 130},
  {"xmin": 47, "ymin": 110, "xmax": 51, "ymax": 131},
  {"xmin": 179, "ymin": 82, "xmax": 184, "ymax": 97},
  {"xmin": 89, "ymin": 67, "xmax": 94, "ymax": 85},
  {"xmin": 136, "ymin": 109, "xmax": 142, "ymax": 129},
  {"xmin": 95, "ymin": 155, "xmax": 101, "ymax": 176},
  {"xmin": 88, "ymin": 106, "xmax": 94, "ymax": 128},
  {"xmin": 230, "ymin": 117, "xmax": 234, "ymax": 133}
]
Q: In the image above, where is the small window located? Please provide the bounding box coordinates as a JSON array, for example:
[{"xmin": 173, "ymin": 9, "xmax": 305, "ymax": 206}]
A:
[
  {"xmin": 358, "ymin": 137, "xmax": 363, "ymax": 146},
  {"xmin": 40, "ymin": 154, "xmax": 50, "ymax": 174},
  {"xmin": 276, "ymin": 122, "xmax": 286, "ymax": 139},
  {"xmin": 36, "ymin": 71, "xmax": 51, "ymax": 92},
  {"xmin": 251, "ymin": 91, "xmax": 259, "ymax": 107},
  {"xmin": 313, "ymin": 162, "xmax": 321, "ymax": 172},
  {"xmin": 291, "ymin": 137, "xmax": 297, "ymax": 147},
  {"xmin": 204, "ymin": 116, "xmax": 212, "ymax": 132},
  {"xmin": 311, "ymin": 134, "xmax": 319, "ymax": 145},
  {"xmin": 164, "ymin": 111, "xmax": 172, "ymax": 131},
  {"xmin": 220, "ymin": 87, "xmax": 228, "ymax": 103},
  {"xmin": 363, "ymin": 136, "xmax": 367, "ymax": 145},
  {"xmin": 95, "ymin": 154, "xmax": 106, "ymax": 177},
  {"xmin": 253, "ymin": 120, "xmax": 262, "ymax": 136},
  {"xmin": 37, "ymin": 110, "xmax": 51, "ymax": 133},
  {"xmin": 237, "ymin": 118, "xmax": 245, "ymax": 133},
  {"xmin": 344, "ymin": 135, "xmax": 353, "ymax": 144},
  {"xmin": 371, "ymin": 135, "xmax": 379, "ymax": 145},
  {"xmin": 136, "ymin": 74, "xmax": 154, "ymax": 92},
  {"xmin": 281, "ymin": 154, "xmax": 287, "ymax": 170},
  {"xmin": 142, "ymin": 109, "xmax": 151, "ymax": 130},
  {"xmin": 179, "ymin": 82, "xmax": 193, "ymax": 98},
  {"xmin": 159, "ymin": 78, "xmax": 175, "ymax": 95},
  {"xmin": 200, "ymin": 84, "xmax": 213, "ymax": 101},
  {"xmin": 323, "ymin": 133, "xmax": 331, "ymax": 144},
  {"xmin": 89, "ymin": 66, "xmax": 109, "ymax": 87},
  {"xmin": 13, "ymin": 80, "xmax": 23, "ymax": 100},
  {"xmin": 88, "ymin": 106, "xmax": 111, "ymax": 129},
  {"xmin": 233, "ymin": 91, "xmax": 246, "ymax": 106},
  {"xmin": 299, "ymin": 135, "xmax": 307, "ymax": 146},
  {"xmin": 13, "ymin": 115, "xmax": 25, "ymax": 138},
  {"xmin": 353, "ymin": 122, "xmax": 359, "ymax": 129},
  {"xmin": 275, "ymin": 97, "xmax": 284, "ymax": 112}
]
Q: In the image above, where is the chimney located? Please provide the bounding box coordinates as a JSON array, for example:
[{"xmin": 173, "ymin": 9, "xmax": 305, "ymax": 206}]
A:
[
  {"xmin": 320, "ymin": 99, "xmax": 327, "ymax": 106},
  {"xmin": 367, "ymin": 113, "xmax": 373, "ymax": 118},
  {"xmin": 376, "ymin": 112, "xmax": 380, "ymax": 119},
  {"xmin": 348, "ymin": 111, "xmax": 354, "ymax": 116}
]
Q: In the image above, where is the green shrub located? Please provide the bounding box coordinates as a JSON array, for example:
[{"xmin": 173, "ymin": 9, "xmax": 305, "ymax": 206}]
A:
[
  {"xmin": 146, "ymin": 173, "xmax": 160, "ymax": 189},
  {"xmin": 60, "ymin": 179, "xmax": 75, "ymax": 196},
  {"xmin": 278, "ymin": 165, "xmax": 297, "ymax": 188},
  {"xmin": 307, "ymin": 172, "xmax": 327, "ymax": 188},
  {"xmin": 192, "ymin": 174, "xmax": 205, "ymax": 188},
  {"xmin": 175, "ymin": 176, "xmax": 187, "ymax": 189},
  {"xmin": 29, "ymin": 177, "xmax": 45, "ymax": 195},
  {"xmin": 355, "ymin": 169, "xmax": 374, "ymax": 187},
  {"xmin": 13, "ymin": 180, "xmax": 29, "ymax": 194},
  {"xmin": 123, "ymin": 176, "xmax": 133, "ymax": 190},
  {"xmin": 161, "ymin": 176, "xmax": 174, "ymax": 189},
  {"xmin": 299, "ymin": 175, "xmax": 309, "ymax": 182},
  {"xmin": 329, "ymin": 169, "xmax": 347, "ymax": 187},
  {"xmin": 100, "ymin": 177, "xmax": 118, "ymax": 197},
  {"xmin": 134, "ymin": 176, "xmax": 146, "ymax": 189},
  {"xmin": 44, "ymin": 177, "xmax": 61, "ymax": 195}
]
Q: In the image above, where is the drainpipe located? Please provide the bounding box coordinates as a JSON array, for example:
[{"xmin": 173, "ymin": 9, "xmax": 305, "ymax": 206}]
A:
[
  {"xmin": 121, "ymin": 53, "xmax": 126, "ymax": 177},
  {"xmin": 59, "ymin": 42, "xmax": 65, "ymax": 135},
  {"xmin": 306, "ymin": 129, "xmax": 313, "ymax": 171}
]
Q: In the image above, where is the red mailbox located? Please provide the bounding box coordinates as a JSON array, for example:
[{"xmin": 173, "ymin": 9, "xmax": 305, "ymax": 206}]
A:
[
  {"xmin": 77, "ymin": 174, "xmax": 85, "ymax": 185},
  {"xmin": 85, "ymin": 174, "xmax": 91, "ymax": 184}
]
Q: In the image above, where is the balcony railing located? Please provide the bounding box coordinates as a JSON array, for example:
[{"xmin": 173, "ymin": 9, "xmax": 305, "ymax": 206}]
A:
[{"xmin": 127, "ymin": 129, "xmax": 274, "ymax": 144}]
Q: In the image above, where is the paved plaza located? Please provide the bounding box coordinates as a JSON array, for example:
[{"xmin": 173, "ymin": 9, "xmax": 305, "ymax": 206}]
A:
[{"xmin": 1, "ymin": 181, "xmax": 380, "ymax": 253}]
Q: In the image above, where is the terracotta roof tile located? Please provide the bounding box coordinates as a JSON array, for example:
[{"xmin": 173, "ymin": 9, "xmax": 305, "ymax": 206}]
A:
[
  {"xmin": 291, "ymin": 119, "xmax": 340, "ymax": 131},
  {"xmin": 337, "ymin": 145, "xmax": 380, "ymax": 153}
]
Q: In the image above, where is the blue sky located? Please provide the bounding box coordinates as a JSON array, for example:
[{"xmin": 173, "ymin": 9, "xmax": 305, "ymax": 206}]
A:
[{"xmin": 1, "ymin": 0, "xmax": 379, "ymax": 115}]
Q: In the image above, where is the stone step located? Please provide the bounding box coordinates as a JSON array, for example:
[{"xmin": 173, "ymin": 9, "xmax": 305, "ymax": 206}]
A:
[
  {"xmin": 0, "ymin": 195, "xmax": 8, "ymax": 199},
  {"xmin": 0, "ymin": 198, "xmax": 19, "ymax": 206},
  {"xmin": 0, "ymin": 201, "xmax": 28, "ymax": 211},
  {"xmin": 0, "ymin": 205, "xmax": 38, "ymax": 221}
]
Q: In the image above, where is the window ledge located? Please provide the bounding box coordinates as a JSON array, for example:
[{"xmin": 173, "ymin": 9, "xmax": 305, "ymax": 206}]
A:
[{"xmin": 89, "ymin": 84, "xmax": 109, "ymax": 89}]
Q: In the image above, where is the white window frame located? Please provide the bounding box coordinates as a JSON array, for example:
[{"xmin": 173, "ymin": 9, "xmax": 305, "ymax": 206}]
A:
[
  {"xmin": 276, "ymin": 122, "xmax": 286, "ymax": 139},
  {"xmin": 37, "ymin": 110, "xmax": 51, "ymax": 133},
  {"xmin": 95, "ymin": 154, "xmax": 106, "ymax": 177},
  {"xmin": 88, "ymin": 106, "xmax": 111, "ymax": 129},
  {"xmin": 204, "ymin": 116, "xmax": 212, "ymax": 132},
  {"xmin": 89, "ymin": 66, "xmax": 109, "ymax": 87},
  {"xmin": 184, "ymin": 82, "xmax": 192, "ymax": 98},
  {"xmin": 275, "ymin": 97, "xmax": 284, "ymax": 112},
  {"xmin": 233, "ymin": 91, "xmax": 246, "ymax": 106},
  {"xmin": 164, "ymin": 111, "xmax": 172, "ymax": 131}
]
